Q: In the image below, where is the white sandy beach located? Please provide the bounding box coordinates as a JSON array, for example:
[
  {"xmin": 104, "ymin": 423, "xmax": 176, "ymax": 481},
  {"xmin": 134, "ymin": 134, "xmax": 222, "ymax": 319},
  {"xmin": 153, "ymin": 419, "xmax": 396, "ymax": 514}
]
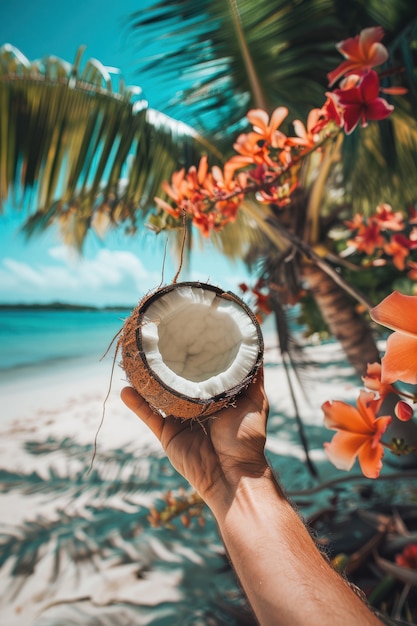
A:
[{"xmin": 0, "ymin": 336, "xmax": 401, "ymax": 626}]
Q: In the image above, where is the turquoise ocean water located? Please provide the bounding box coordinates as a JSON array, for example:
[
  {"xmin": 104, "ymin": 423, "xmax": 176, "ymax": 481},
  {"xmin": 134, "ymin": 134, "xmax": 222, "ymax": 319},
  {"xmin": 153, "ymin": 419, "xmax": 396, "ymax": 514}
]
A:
[{"xmin": 0, "ymin": 307, "xmax": 130, "ymax": 377}]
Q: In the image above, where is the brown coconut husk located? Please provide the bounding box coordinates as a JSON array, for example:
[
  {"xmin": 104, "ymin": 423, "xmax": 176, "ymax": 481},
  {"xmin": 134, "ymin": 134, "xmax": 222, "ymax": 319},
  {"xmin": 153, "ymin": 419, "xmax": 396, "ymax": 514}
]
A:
[{"xmin": 120, "ymin": 281, "xmax": 264, "ymax": 420}]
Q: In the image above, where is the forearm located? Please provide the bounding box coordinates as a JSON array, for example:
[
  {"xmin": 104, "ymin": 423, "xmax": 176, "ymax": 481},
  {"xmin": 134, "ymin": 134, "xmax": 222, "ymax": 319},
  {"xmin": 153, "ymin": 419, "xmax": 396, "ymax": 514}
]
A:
[{"xmin": 208, "ymin": 470, "xmax": 382, "ymax": 626}]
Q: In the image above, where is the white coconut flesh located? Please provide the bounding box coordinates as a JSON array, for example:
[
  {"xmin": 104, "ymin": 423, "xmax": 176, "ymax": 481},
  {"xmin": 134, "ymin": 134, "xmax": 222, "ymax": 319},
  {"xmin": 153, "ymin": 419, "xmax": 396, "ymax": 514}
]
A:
[{"xmin": 140, "ymin": 285, "xmax": 261, "ymax": 400}]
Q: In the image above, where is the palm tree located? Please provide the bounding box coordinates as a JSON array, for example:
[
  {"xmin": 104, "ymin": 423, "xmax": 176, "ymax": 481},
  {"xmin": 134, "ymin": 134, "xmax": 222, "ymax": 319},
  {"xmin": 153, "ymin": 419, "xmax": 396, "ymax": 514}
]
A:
[
  {"xmin": 128, "ymin": 0, "xmax": 417, "ymax": 376},
  {"xmin": 0, "ymin": 43, "xmax": 261, "ymax": 254},
  {"xmin": 1, "ymin": 1, "xmax": 417, "ymax": 375}
]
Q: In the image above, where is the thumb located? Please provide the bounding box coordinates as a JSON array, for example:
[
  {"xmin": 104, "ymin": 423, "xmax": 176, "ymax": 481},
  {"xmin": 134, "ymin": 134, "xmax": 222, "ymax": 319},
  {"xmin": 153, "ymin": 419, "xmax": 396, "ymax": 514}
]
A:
[{"xmin": 121, "ymin": 386, "xmax": 164, "ymax": 441}]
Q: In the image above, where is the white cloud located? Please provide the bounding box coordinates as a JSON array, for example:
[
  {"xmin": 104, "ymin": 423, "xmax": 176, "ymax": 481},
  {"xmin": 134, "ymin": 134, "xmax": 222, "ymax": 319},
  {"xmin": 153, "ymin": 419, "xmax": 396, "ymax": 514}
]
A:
[
  {"xmin": 0, "ymin": 247, "xmax": 163, "ymax": 306},
  {"xmin": 0, "ymin": 235, "xmax": 251, "ymax": 306}
]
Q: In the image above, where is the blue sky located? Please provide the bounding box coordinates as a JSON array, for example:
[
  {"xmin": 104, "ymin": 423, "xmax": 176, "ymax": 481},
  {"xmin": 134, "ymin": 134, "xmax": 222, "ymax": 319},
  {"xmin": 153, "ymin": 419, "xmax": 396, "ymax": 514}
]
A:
[{"xmin": 0, "ymin": 0, "xmax": 249, "ymax": 306}]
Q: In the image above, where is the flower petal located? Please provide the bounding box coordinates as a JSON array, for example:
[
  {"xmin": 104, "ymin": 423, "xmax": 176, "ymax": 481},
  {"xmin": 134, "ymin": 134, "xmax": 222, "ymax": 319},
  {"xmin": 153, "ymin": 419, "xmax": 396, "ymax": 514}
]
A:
[
  {"xmin": 269, "ymin": 106, "xmax": 288, "ymax": 132},
  {"xmin": 366, "ymin": 97, "xmax": 394, "ymax": 121},
  {"xmin": 357, "ymin": 438, "xmax": 385, "ymax": 478},
  {"xmin": 342, "ymin": 104, "xmax": 362, "ymax": 134},
  {"xmin": 324, "ymin": 432, "xmax": 369, "ymax": 471},
  {"xmin": 381, "ymin": 333, "xmax": 417, "ymax": 385},
  {"xmin": 360, "ymin": 70, "xmax": 380, "ymax": 101},
  {"xmin": 370, "ymin": 291, "xmax": 417, "ymax": 337},
  {"xmin": 322, "ymin": 398, "xmax": 374, "ymax": 434},
  {"xmin": 247, "ymin": 109, "xmax": 269, "ymax": 132}
]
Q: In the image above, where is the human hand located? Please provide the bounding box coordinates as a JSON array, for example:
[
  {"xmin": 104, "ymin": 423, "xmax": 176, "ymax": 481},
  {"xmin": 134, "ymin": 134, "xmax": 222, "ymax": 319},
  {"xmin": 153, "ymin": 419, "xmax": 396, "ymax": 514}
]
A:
[{"xmin": 120, "ymin": 367, "xmax": 269, "ymax": 509}]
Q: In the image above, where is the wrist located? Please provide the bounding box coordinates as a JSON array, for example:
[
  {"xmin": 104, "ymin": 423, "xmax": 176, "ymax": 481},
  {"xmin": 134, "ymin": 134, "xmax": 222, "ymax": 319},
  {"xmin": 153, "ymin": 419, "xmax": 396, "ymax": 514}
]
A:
[{"xmin": 205, "ymin": 464, "xmax": 287, "ymax": 520}]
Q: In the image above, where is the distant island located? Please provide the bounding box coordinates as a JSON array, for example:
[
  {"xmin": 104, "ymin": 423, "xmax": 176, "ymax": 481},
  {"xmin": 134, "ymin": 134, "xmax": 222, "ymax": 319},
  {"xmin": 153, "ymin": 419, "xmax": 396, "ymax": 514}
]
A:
[{"xmin": 0, "ymin": 302, "xmax": 133, "ymax": 311}]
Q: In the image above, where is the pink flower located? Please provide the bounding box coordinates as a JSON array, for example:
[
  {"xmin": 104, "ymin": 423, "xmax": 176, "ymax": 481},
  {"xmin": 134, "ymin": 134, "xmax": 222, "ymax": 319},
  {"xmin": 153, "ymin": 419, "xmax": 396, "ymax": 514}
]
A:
[
  {"xmin": 334, "ymin": 70, "xmax": 394, "ymax": 134},
  {"xmin": 374, "ymin": 203, "xmax": 405, "ymax": 231},
  {"xmin": 328, "ymin": 26, "xmax": 389, "ymax": 86}
]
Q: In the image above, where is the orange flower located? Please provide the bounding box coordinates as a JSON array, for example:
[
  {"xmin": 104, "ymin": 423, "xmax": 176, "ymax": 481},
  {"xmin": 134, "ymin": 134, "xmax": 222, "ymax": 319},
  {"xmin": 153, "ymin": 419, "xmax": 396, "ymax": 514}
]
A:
[
  {"xmin": 395, "ymin": 544, "xmax": 417, "ymax": 569},
  {"xmin": 362, "ymin": 362, "xmax": 395, "ymax": 400},
  {"xmin": 328, "ymin": 26, "xmax": 389, "ymax": 86},
  {"xmin": 370, "ymin": 291, "xmax": 417, "ymax": 385},
  {"xmin": 348, "ymin": 219, "xmax": 384, "ymax": 255},
  {"xmin": 345, "ymin": 213, "xmax": 364, "ymax": 231},
  {"xmin": 406, "ymin": 261, "xmax": 417, "ymax": 280},
  {"xmin": 246, "ymin": 107, "xmax": 289, "ymax": 148},
  {"xmin": 322, "ymin": 390, "xmax": 391, "ymax": 478},
  {"xmin": 286, "ymin": 109, "xmax": 322, "ymax": 151},
  {"xmin": 383, "ymin": 234, "xmax": 411, "ymax": 270}
]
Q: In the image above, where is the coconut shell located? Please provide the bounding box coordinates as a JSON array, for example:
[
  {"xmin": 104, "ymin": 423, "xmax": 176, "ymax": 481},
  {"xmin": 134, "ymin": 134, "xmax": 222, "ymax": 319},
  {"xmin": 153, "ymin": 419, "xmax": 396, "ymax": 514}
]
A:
[{"xmin": 120, "ymin": 281, "xmax": 264, "ymax": 419}]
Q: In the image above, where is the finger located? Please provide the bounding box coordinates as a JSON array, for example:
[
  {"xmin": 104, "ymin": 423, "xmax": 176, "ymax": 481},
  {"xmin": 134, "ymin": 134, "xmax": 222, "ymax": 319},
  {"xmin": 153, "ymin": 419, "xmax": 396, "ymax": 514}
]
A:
[{"xmin": 120, "ymin": 386, "xmax": 164, "ymax": 440}]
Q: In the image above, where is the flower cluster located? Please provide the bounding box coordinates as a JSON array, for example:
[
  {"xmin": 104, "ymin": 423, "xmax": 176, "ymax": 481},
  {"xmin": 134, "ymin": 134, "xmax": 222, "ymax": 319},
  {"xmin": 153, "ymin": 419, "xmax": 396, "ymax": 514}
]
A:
[
  {"xmin": 154, "ymin": 26, "xmax": 401, "ymax": 237},
  {"xmin": 323, "ymin": 291, "xmax": 417, "ymax": 478},
  {"xmin": 238, "ymin": 280, "xmax": 273, "ymax": 323},
  {"xmin": 395, "ymin": 543, "xmax": 417, "ymax": 570},
  {"xmin": 154, "ymin": 156, "xmax": 248, "ymax": 236},
  {"xmin": 344, "ymin": 203, "xmax": 417, "ymax": 276},
  {"xmin": 147, "ymin": 488, "xmax": 205, "ymax": 528}
]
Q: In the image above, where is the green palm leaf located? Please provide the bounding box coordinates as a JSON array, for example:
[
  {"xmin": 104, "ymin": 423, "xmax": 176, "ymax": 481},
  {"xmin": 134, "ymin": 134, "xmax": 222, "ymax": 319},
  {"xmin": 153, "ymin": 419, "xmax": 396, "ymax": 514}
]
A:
[
  {"xmin": 130, "ymin": 0, "xmax": 343, "ymax": 139},
  {"xmin": 0, "ymin": 44, "xmax": 223, "ymax": 248}
]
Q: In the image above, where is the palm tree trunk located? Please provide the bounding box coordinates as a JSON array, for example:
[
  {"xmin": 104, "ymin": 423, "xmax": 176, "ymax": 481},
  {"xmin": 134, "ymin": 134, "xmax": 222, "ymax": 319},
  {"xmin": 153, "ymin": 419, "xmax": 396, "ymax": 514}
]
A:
[{"xmin": 302, "ymin": 263, "xmax": 380, "ymax": 378}]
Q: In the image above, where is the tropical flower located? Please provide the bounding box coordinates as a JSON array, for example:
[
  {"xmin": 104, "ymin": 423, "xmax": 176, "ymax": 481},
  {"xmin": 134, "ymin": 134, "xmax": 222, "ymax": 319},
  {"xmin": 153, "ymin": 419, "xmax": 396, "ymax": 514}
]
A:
[
  {"xmin": 383, "ymin": 234, "xmax": 412, "ymax": 270},
  {"xmin": 322, "ymin": 390, "xmax": 391, "ymax": 478},
  {"xmin": 348, "ymin": 219, "xmax": 384, "ymax": 255},
  {"xmin": 395, "ymin": 544, "xmax": 417, "ymax": 569},
  {"xmin": 370, "ymin": 291, "xmax": 417, "ymax": 385},
  {"xmin": 286, "ymin": 108, "xmax": 322, "ymax": 151},
  {"xmin": 246, "ymin": 107, "xmax": 289, "ymax": 148},
  {"xmin": 328, "ymin": 26, "xmax": 389, "ymax": 87},
  {"xmin": 362, "ymin": 362, "xmax": 395, "ymax": 400},
  {"xmin": 312, "ymin": 93, "xmax": 343, "ymax": 134},
  {"xmin": 406, "ymin": 260, "xmax": 417, "ymax": 280},
  {"xmin": 334, "ymin": 70, "xmax": 394, "ymax": 134},
  {"xmin": 374, "ymin": 203, "xmax": 405, "ymax": 231}
]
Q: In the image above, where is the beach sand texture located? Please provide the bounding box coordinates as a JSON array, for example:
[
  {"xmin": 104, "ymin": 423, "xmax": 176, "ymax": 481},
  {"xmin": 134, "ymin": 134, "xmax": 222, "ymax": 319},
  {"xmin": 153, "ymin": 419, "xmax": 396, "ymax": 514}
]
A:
[{"xmin": 0, "ymin": 326, "xmax": 411, "ymax": 626}]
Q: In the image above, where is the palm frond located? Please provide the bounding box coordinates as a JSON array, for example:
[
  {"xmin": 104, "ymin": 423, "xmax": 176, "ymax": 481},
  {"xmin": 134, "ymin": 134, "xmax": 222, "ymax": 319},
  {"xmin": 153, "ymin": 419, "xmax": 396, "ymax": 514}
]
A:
[
  {"xmin": 129, "ymin": 0, "xmax": 343, "ymax": 138},
  {"xmin": 0, "ymin": 44, "xmax": 222, "ymax": 248}
]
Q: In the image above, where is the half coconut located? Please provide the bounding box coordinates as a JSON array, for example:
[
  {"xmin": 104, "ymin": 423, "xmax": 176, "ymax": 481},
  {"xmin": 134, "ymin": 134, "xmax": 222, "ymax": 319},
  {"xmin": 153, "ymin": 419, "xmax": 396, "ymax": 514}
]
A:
[{"xmin": 121, "ymin": 281, "xmax": 264, "ymax": 419}]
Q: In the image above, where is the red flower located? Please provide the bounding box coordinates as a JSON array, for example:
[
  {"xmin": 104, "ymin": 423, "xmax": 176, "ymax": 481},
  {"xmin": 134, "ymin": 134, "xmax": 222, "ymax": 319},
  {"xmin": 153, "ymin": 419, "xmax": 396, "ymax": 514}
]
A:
[
  {"xmin": 322, "ymin": 390, "xmax": 391, "ymax": 479},
  {"xmin": 312, "ymin": 93, "xmax": 343, "ymax": 133},
  {"xmin": 374, "ymin": 203, "xmax": 405, "ymax": 231},
  {"xmin": 328, "ymin": 26, "xmax": 389, "ymax": 86},
  {"xmin": 395, "ymin": 401, "xmax": 414, "ymax": 422},
  {"xmin": 348, "ymin": 219, "xmax": 384, "ymax": 255},
  {"xmin": 334, "ymin": 70, "xmax": 394, "ymax": 134},
  {"xmin": 395, "ymin": 544, "xmax": 417, "ymax": 569}
]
